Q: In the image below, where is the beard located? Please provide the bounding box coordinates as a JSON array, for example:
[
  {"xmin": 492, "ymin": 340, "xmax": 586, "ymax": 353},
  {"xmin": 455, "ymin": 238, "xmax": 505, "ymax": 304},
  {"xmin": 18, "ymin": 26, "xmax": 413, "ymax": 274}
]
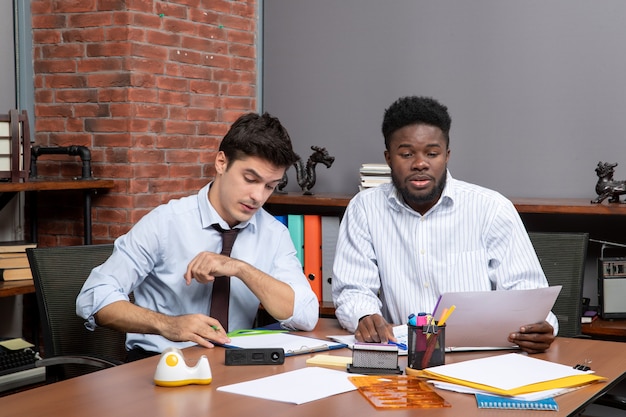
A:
[{"xmin": 392, "ymin": 170, "xmax": 447, "ymax": 210}]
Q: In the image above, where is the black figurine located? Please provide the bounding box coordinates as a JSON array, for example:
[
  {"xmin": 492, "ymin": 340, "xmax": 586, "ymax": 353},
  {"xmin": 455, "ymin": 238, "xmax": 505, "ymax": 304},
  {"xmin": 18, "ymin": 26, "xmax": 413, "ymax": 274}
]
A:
[
  {"xmin": 276, "ymin": 145, "xmax": 335, "ymax": 195},
  {"xmin": 592, "ymin": 161, "xmax": 626, "ymax": 204}
]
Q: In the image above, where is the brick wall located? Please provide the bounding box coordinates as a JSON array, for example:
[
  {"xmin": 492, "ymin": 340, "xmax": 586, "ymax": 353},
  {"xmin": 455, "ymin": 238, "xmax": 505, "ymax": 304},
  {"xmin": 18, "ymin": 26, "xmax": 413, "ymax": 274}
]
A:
[{"xmin": 29, "ymin": 0, "xmax": 257, "ymax": 246}]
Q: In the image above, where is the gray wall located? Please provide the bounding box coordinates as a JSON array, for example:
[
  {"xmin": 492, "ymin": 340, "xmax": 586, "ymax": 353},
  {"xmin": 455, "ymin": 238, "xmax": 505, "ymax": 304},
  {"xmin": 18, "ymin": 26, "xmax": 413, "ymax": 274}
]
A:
[{"xmin": 262, "ymin": 1, "xmax": 626, "ymax": 198}]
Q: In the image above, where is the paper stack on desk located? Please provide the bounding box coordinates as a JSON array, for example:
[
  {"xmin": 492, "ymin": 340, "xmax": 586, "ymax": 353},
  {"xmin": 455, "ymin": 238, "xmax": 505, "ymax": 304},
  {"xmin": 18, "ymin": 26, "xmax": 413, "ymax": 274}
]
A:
[{"xmin": 418, "ymin": 353, "xmax": 605, "ymax": 397}]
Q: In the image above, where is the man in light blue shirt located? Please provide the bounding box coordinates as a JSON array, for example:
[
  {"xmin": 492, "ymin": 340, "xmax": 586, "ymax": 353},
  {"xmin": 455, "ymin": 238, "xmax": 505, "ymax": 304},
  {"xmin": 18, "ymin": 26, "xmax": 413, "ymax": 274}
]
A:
[
  {"xmin": 77, "ymin": 113, "xmax": 319, "ymax": 361},
  {"xmin": 332, "ymin": 96, "xmax": 557, "ymax": 354}
]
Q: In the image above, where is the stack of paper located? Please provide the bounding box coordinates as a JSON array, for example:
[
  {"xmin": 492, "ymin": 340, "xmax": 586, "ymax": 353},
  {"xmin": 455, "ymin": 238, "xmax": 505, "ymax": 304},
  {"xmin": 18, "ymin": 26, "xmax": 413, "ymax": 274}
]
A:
[
  {"xmin": 359, "ymin": 163, "xmax": 391, "ymax": 190},
  {"xmin": 418, "ymin": 353, "xmax": 605, "ymax": 397}
]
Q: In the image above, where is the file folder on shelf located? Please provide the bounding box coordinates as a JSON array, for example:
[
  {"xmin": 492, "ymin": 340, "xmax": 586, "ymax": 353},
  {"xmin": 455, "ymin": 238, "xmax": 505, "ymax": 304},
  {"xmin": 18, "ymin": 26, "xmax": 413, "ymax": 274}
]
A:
[{"xmin": 303, "ymin": 215, "xmax": 322, "ymax": 301}]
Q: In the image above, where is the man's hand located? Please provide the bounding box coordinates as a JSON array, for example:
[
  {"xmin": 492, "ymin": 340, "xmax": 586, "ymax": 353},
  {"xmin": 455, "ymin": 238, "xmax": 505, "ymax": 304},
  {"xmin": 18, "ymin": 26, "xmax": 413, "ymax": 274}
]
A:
[
  {"xmin": 160, "ymin": 314, "xmax": 231, "ymax": 349},
  {"xmin": 508, "ymin": 321, "xmax": 555, "ymax": 354},
  {"xmin": 184, "ymin": 252, "xmax": 240, "ymax": 285},
  {"xmin": 355, "ymin": 314, "xmax": 396, "ymax": 343}
]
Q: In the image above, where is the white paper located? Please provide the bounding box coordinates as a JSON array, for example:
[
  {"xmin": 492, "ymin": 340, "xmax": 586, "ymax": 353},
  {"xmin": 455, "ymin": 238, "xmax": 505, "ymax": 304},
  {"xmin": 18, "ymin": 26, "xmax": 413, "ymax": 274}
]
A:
[
  {"xmin": 434, "ymin": 286, "xmax": 561, "ymax": 349},
  {"xmin": 216, "ymin": 367, "xmax": 357, "ymax": 404},
  {"xmin": 227, "ymin": 333, "xmax": 346, "ymax": 355},
  {"xmin": 425, "ymin": 353, "xmax": 591, "ymax": 391},
  {"xmin": 430, "ymin": 380, "xmax": 581, "ymax": 401},
  {"xmin": 327, "ymin": 324, "xmax": 408, "ymax": 355}
]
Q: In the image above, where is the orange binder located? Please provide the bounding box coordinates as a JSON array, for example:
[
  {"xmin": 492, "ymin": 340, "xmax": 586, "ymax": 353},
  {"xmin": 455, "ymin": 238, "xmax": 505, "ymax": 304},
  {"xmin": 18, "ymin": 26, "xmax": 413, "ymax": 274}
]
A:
[{"xmin": 303, "ymin": 214, "xmax": 322, "ymax": 301}]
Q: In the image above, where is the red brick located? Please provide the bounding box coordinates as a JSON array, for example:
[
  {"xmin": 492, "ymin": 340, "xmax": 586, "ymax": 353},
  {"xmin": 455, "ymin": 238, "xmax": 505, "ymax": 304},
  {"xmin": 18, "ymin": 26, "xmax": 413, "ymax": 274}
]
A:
[
  {"xmin": 157, "ymin": 77, "xmax": 188, "ymax": 92},
  {"xmin": 128, "ymin": 149, "xmax": 165, "ymax": 163},
  {"xmin": 46, "ymin": 74, "xmax": 87, "ymax": 89},
  {"xmin": 53, "ymin": 0, "xmax": 97, "ymax": 13},
  {"xmin": 85, "ymin": 118, "xmax": 130, "ymax": 132},
  {"xmin": 170, "ymin": 164, "xmax": 202, "ymax": 178},
  {"xmin": 87, "ymin": 42, "xmax": 132, "ymax": 57},
  {"xmin": 98, "ymin": 0, "xmax": 127, "ymax": 11},
  {"xmin": 56, "ymin": 89, "xmax": 99, "ymax": 103},
  {"xmin": 77, "ymin": 58, "xmax": 125, "ymax": 72},
  {"xmin": 145, "ymin": 30, "xmax": 181, "ymax": 47},
  {"xmin": 155, "ymin": 2, "xmax": 188, "ymax": 19},
  {"xmin": 36, "ymin": 105, "xmax": 74, "ymax": 117},
  {"xmin": 68, "ymin": 13, "xmax": 114, "ymax": 28},
  {"xmin": 156, "ymin": 135, "xmax": 189, "ymax": 149},
  {"xmin": 35, "ymin": 60, "xmax": 77, "ymax": 74},
  {"xmin": 131, "ymin": 43, "xmax": 169, "ymax": 60},
  {"xmin": 87, "ymin": 73, "xmax": 132, "ymax": 88},
  {"xmin": 63, "ymin": 28, "xmax": 105, "ymax": 43},
  {"xmin": 32, "ymin": 15, "xmax": 67, "ymax": 29}
]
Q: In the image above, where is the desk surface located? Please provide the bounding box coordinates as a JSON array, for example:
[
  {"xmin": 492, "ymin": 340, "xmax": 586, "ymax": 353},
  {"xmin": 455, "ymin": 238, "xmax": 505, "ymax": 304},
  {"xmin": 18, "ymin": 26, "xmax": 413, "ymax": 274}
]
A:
[
  {"xmin": 1, "ymin": 319, "xmax": 625, "ymax": 417},
  {"xmin": 0, "ymin": 280, "xmax": 34, "ymax": 298}
]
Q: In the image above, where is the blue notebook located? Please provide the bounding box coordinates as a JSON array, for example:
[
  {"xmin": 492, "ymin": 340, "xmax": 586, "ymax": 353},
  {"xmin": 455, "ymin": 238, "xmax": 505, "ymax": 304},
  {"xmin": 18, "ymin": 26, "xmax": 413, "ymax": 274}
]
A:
[{"xmin": 475, "ymin": 393, "xmax": 558, "ymax": 411}]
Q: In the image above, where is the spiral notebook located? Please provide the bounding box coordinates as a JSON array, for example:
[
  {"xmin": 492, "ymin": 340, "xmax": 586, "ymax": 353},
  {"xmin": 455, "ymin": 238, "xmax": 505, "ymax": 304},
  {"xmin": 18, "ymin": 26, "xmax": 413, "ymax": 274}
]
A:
[{"xmin": 475, "ymin": 393, "xmax": 558, "ymax": 411}]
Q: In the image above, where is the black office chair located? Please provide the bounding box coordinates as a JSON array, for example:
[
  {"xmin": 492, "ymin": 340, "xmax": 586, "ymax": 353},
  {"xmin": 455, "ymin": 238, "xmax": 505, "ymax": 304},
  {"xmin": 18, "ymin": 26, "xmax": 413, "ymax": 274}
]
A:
[
  {"xmin": 528, "ymin": 232, "xmax": 588, "ymax": 338},
  {"xmin": 528, "ymin": 232, "xmax": 626, "ymax": 411},
  {"xmin": 26, "ymin": 244, "xmax": 126, "ymax": 382}
]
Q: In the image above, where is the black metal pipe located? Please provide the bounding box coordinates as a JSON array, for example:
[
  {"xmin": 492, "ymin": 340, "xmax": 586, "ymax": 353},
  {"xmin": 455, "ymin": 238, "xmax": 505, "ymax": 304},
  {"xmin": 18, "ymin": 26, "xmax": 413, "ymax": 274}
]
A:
[{"xmin": 30, "ymin": 145, "xmax": 92, "ymax": 179}]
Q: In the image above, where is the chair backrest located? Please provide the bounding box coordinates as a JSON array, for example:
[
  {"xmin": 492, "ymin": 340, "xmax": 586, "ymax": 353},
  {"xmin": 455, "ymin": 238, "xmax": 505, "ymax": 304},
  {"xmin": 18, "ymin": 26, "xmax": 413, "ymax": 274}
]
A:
[
  {"xmin": 528, "ymin": 232, "xmax": 589, "ymax": 338},
  {"xmin": 26, "ymin": 244, "xmax": 126, "ymax": 380}
]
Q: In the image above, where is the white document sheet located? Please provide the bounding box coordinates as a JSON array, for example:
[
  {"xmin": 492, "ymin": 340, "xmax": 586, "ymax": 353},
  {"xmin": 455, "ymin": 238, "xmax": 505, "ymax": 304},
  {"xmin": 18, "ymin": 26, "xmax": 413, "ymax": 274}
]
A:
[
  {"xmin": 216, "ymin": 367, "xmax": 358, "ymax": 404},
  {"xmin": 434, "ymin": 286, "xmax": 561, "ymax": 350}
]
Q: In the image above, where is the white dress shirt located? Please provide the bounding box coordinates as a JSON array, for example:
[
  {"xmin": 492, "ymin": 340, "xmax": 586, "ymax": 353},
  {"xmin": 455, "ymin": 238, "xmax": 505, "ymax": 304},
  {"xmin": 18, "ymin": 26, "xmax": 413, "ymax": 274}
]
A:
[
  {"xmin": 332, "ymin": 172, "xmax": 558, "ymax": 334},
  {"xmin": 77, "ymin": 183, "xmax": 319, "ymax": 353}
]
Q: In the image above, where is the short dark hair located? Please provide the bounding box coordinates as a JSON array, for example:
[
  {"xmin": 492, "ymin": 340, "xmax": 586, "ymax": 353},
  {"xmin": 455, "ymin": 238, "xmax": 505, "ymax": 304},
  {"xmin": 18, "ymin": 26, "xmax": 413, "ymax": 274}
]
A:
[
  {"xmin": 382, "ymin": 96, "xmax": 451, "ymax": 150},
  {"xmin": 219, "ymin": 112, "xmax": 299, "ymax": 168}
]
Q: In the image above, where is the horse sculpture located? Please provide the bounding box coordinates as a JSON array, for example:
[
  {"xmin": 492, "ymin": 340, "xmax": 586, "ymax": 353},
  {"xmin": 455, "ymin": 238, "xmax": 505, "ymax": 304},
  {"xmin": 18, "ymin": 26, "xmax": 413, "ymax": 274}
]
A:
[
  {"xmin": 592, "ymin": 161, "xmax": 626, "ymax": 204},
  {"xmin": 276, "ymin": 145, "xmax": 335, "ymax": 195}
]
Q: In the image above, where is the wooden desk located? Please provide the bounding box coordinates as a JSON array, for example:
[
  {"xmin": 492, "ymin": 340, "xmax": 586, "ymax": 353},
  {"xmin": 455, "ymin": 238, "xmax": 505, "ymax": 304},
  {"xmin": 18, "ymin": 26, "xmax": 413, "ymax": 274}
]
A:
[
  {"xmin": 583, "ymin": 318, "xmax": 626, "ymax": 341},
  {"xmin": 1, "ymin": 319, "xmax": 625, "ymax": 417},
  {"xmin": 0, "ymin": 179, "xmax": 115, "ymax": 245}
]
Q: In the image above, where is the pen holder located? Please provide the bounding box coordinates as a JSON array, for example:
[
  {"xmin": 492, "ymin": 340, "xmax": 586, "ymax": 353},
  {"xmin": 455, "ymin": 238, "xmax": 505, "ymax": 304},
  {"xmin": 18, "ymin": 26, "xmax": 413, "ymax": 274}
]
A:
[{"xmin": 407, "ymin": 323, "xmax": 446, "ymax": 370}]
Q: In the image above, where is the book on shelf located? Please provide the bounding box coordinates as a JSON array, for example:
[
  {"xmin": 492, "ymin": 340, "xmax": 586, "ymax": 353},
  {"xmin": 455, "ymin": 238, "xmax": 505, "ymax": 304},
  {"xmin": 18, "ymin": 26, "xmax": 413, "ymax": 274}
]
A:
[
  {"xmin": 1, "ymin": 267, "xmax": 33, "ymax": 281},
  {"xmin": 0, "ymin": 241, "xmax": 37, "ymax": 253},
  {"xmin": 0, "ymin": 253, "xmax": 30, "ymax": 269},
  {"xmin": 581, "ymin": 310, "xmax": 598, "ymax": 323},
  {"xmin": 359, "ymin": 163, "xmax": 391, "ymax": 190}
]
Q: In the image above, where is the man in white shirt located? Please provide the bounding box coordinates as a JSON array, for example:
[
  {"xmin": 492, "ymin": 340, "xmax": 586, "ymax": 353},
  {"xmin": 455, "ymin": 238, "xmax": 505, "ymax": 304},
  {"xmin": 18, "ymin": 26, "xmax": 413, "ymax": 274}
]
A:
[
  {"xmin": 332, "ymin": 96, "xmax": 556, "ymax": 354},
  {"xmin": 77, "ymin": 112, "xmax": 319, "ymax": 361}
]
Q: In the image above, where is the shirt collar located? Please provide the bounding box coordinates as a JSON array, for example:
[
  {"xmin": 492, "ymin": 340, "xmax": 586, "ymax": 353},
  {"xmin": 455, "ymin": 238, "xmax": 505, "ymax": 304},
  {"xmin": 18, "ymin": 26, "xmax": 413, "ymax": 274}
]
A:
[{"xmin": 198, "ymin": 182, "xmax": 255, "ymax": 231}]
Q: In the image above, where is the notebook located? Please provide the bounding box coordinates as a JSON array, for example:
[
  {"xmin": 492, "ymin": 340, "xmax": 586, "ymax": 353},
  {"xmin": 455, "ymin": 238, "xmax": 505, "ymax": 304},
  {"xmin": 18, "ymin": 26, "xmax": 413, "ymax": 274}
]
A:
[
  {"xmin": 433, "ymin": 286, "xmax": 562, "ymax": 351},
  {"xmin": 475, "ymin": 393, "xmax": 558, "ymax": 410}
]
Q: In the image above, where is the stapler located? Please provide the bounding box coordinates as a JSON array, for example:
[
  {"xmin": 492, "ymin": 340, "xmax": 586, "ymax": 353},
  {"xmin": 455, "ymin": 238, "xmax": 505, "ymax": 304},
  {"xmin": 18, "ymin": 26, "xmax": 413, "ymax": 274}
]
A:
[{"xmin": 154, "ymin": 347, "xmax": 212, "ymax": 387}]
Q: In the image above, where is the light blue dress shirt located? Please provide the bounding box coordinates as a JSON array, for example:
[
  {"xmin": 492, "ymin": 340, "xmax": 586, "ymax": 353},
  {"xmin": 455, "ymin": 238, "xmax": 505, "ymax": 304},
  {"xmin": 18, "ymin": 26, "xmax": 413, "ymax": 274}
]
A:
[
  {"xmin": 76, "ymin": 183, "xmax": 319, "ymax": 353},
  {"xmin": 332, "ymin": 172, "xmax": 558, "ymax": 334}
]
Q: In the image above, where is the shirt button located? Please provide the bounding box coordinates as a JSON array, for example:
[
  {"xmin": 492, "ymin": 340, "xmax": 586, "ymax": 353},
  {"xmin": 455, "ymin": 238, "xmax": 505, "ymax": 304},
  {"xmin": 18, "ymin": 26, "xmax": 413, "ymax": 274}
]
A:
[
  {"xmin": 420, "ymin": 249, "xmax": 425, "ymax": 255},
  {"xmin": 424, "ymin": 282, "xmax": 430, "ymax": 288}
]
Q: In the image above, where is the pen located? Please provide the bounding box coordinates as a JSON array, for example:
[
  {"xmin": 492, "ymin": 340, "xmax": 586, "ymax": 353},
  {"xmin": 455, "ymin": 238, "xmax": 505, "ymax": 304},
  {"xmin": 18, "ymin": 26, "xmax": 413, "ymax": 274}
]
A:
[{"xmin": 388, "ymin": 340, "xmax": 408, "ymax": 350}]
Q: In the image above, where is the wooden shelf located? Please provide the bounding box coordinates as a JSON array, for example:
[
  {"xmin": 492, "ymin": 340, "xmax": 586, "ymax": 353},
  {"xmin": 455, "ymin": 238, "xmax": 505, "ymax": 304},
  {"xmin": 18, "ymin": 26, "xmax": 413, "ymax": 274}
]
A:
[
  {"xmin": 0, "ymin": 280, "xmax": 35, "ymax": 298},
  {"xmin": 266, "ymin": 192, "xmax": 626, "ymax": 216},
  {"xmin": 582, "ymin": 317, "xmax": 626, "ymax": 341},
  {"xmin": 0, "ymin": 179, "xmax": 115, "ymax": 193}
]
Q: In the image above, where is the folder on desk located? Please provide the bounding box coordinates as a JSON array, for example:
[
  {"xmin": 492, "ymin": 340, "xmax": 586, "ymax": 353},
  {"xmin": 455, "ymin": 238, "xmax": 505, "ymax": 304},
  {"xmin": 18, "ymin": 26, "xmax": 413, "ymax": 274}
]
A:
[
  {"xmin": 224, "ymin": 332, "xmax": 347, "ymax": 356},
  {"xmin": 418, "ymin": 353, "xmax": 606, "ymax": 397}
]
